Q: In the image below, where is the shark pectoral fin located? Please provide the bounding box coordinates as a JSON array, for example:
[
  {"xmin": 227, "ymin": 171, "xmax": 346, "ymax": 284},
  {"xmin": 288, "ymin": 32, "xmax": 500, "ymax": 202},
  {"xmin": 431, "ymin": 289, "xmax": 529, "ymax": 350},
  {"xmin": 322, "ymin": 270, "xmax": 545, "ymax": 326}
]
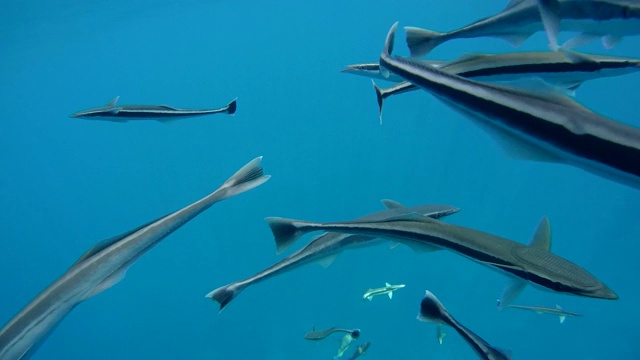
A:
[
  {"xmin": 496, "ymin": 32, "xmax": 532, "ymax": 47},
  {"xmin": 82, "ymin": 267, "xmax": 128, "ymax": 300},
  {"xmin": 405, "ymin": 241, "xmax": 441, "ymax": 253},
  {"xmin": 559, "ymin": 315, "xmax": 566, "ymax": 324},
  {"xmin": 388, "ymin": 292, "xmax": 393, "ymax": 299},
  {"xmin": 316, "ymin": 253, "xmax": 339, "ymax": 268},
  {"xmin": 536, "ymin": 0, "xmax": 562, "ymax": 51},
  {"xmin": 602, "ymin": 35, "xmax": 623, "ymax": 49},
  {"xmin": 529, "ymin": 216, "xmax": 552, "ymax": 251},
  {"xmin": 498, "ymin": 278, "xmax": 527, "ymax": 310},
  {"xmin": 106, "ymin": 96, "xmax": 120, "ymax": 107},
  {"xmin": 380, "ymin": 199, "xmax": 405, "ymax": 209}
]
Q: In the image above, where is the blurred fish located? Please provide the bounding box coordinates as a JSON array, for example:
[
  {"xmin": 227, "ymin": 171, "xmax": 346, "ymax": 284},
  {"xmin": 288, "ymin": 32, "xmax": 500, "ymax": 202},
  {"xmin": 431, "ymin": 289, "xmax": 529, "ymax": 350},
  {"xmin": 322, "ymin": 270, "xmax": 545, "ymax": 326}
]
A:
[
  {"xmin": 206, "ymin": 201, "xmax": 459, "ymax": 311},
  {"xmin": 380, "ymin": 23, "xmax": 640, "ymax": 190},
  {"xmin": 263, "ymin": 215, "xmax": 618, "ymax": 301},
  {"xmin": 304, "ymin": 326, "xmax": 360, "ymax": 341},
  {"xmin": 437, "ymin": 324, "xmax": 447, "ymax": 344},
  {"xmin": 362, "ymin": 282, "xmax": 405, "ymax": 301},
  {"xmin": 335, "ymin": 331, "xmax": 359, "ymax": 359},
  {"xmin": 0, "ymin": 157, "xmax": 270, "ymax": 360},
  {"xmin": 419, "ymin": 291, "xmax": 512, "ymax": 360},
  {"xmin": 405, "ymin": 0, "xmax": 640, "ymax": 57},
  {"xmin": 69, "ymin": 96, "xmax": 237, "ymax": 121},
  {"xmin": 346, "ymin": 342, "xmax": 370, "ymax": 360},
  {"xmin": 504, "ymin": 303, "xmax": 582, "ymax": 323}
]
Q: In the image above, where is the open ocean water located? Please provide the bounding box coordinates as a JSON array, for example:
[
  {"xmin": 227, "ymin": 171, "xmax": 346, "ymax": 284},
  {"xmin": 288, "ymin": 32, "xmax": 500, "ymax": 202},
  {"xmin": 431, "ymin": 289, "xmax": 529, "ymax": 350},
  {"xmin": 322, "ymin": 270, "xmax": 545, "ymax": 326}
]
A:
[{"xmin": 1, "ymin": 1, "xmax": 639, "ymax": 359}]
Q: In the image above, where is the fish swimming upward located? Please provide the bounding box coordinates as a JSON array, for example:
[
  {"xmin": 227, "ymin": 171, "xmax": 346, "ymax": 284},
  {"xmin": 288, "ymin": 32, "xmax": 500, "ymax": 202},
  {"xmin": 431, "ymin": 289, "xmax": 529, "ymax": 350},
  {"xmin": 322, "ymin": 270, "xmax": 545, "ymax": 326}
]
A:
[
  {"xmin": 362, "ymin": 282, "xmax": 405, "ymax": 301},
  {"xmin": 263, "ymin": 215, "xmax": 617, "ymax": 302},
  {"xmin": 69, "ymin": 96, "xmax": 237, "ymax": 121},
  {"xmin": 419, "ymin": 291, "xmax": 512, "ymax": 360},
  {"xmin": 379, "ymin": 23, "xmax": 640, "ymax": 190},
  {"xmin": 504, "ymin": 303, "xmax": 582, "ymax": 323},
  {"xmin": 206, "ymin": 201, "xmax": 459, "ymax": 311},
  {"xmin": 405, "ymin": 0, "xmax": 640, "ymax": 57},
  {"xmin": 0, "ymin": 157, "xmax": 270, "ymax": 360}
]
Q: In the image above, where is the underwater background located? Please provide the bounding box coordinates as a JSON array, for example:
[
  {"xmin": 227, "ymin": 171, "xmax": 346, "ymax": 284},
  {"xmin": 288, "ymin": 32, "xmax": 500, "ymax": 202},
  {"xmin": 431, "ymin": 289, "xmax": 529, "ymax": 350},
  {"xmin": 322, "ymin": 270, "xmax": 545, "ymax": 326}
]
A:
[{"xmin": 1, "ymin": 0, "xmax": 639, "ymax": 359}]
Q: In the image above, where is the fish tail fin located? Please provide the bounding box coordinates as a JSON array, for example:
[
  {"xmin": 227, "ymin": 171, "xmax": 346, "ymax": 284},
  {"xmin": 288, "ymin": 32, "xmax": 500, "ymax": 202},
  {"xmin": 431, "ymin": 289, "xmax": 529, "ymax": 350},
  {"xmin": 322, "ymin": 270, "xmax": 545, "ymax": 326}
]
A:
[
  {"xmin": 536, "ymin": 0, "xmax": 561, "ymax": 52},
  {"xmin": 264, "ymin": 217, "xmax": 305, "ymax": 254},
  {"xmin": 216, "ymin": 157, "xmax": 271, "ymax": 200},
  {"xmin": 404, "ymin": 26, "xmax": 446, "ymax": 58},
  {"xmin": 371, "ymin": 80, "xmax": 385, "ymax": 125},
  {"xmin": 205, "ymin": 282, "xmax": 246, "ymax": 312},
  {"xmin": 225, "ymin": 97, "xmax": 237, "ymax": 115}
]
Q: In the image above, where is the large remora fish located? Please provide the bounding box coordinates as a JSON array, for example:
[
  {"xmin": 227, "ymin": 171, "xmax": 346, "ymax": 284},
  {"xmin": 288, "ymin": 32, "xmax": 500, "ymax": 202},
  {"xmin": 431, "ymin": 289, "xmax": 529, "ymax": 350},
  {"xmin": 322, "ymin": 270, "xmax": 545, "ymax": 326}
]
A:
[
  {"xmin": 0, "ymin": 157, "xmax": 269, "ymax": 360},
  {"xmin": 69, "ymin": 96, "xmax": 237, "ymax": 121},
  {"xmin": 206, "ymin": 200, "xmax": 459, "ymax": 311},
  {"xmin": 419, "ymin": 290, "xmax": 512, "ymax": 360},
  {"xmin": 380, "ymin": 23, "xmax": 640, "ymax": 190},
  {"xmin": 263, "ymin": 215, "xmax": 617, "ymax": 301},
  {"xmin": 405, "ymin": 0, "xmax": 640, "ymax": 57}
]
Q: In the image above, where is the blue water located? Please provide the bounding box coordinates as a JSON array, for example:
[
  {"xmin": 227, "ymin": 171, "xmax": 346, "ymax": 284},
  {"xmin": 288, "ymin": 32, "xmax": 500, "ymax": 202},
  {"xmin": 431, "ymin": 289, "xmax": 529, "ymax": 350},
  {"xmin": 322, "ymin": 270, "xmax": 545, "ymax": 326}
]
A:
[{"xmin": 1, "ymin": 1, "xmax": 639, "ymax": 359}]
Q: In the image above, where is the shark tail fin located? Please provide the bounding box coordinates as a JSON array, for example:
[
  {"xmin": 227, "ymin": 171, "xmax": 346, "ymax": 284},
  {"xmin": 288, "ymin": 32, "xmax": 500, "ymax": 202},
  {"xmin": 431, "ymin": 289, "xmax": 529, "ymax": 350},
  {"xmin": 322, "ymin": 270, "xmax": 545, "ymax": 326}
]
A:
[
  {"xmin": 217, "ymin": 157, "xmax": 271, "ymax": 200},
  {"xmin": 205, "ymin": 282, "xmax": 247, "ymax": 312},
  {"xmin": 265, "ymin": 217, "xmax": 304, "ymax": 254},
  {"xmin": 226, "ymin": 97, "xmax": 237, "ymax": 115},
  {"xmin": 404, "ymin": 26, "xmax": 446, "ymax": 58},
  {"xmin": 372, "ymin": 80, "xmax": 385, "ymax": 125}
]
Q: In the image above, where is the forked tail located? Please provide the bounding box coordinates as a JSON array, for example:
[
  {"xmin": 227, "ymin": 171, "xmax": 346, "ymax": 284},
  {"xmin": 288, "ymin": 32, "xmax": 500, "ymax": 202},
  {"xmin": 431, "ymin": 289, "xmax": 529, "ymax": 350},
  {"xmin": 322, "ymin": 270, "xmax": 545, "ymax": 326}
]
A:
[{"xmin": 404, "ymin": 27, "xmax": 446, "ymax": 58}]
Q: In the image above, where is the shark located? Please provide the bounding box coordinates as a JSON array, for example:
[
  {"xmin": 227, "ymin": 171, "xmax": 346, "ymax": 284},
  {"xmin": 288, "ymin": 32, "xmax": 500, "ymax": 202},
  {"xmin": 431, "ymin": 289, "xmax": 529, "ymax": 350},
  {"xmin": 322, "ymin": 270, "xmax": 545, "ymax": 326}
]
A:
[
  {"xmin": 405, "ymin": 0, "xmax": 640, "ymax": 57},
  {"xmin": 0, "ymin": 157, "xmax": 269, "ymax": 360},
  {"xmin": 362, "ymin": 282, "xmax": 405, "ymax": 301},
  {"xmin": 206, "ymin": 201, "xmax": 459, "ymax": 311},
  {"xmin": 69, "ymin": 96, "xmax": 237, "ymax": 121},
  {"xmin": 379, "ymin": 23, "xmax": 640, "ymax": 190},
  {"xmin": 419, "ymin": 290, "xmax": 512, "ymax": 360}
]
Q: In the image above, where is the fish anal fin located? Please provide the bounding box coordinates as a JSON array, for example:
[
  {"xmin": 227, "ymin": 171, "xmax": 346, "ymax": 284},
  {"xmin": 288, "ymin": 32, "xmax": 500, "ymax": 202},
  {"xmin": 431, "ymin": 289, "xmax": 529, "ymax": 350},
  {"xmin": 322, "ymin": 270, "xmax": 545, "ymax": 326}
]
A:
[
  {"xmin": 388, "ymin": 292, "xmax": 393, "ymax": 299},
  {"xmin": 498, "ymin": 278, "xmax": 527, "ymax": 310},
  {"xmin": 380, "ymin": 199, "xmax": 405, "ymax": 209},
  {"xmin": 82, "ymin": 267, "xmax": 128, "ymax": 300},
  {"xmin": 315, "ymin": 253, "xmax": 339, "ymax": 268},
  {"xmin": 559, "ymin": 315, "xmax": 566, "ymax": 324},
  {"xmin": 529, "ymin": 216, "xmax": 552, "ymax": 251},
  {"xmin": 108, "ymin": 107, "xmax": 122, "ymax": 115}
]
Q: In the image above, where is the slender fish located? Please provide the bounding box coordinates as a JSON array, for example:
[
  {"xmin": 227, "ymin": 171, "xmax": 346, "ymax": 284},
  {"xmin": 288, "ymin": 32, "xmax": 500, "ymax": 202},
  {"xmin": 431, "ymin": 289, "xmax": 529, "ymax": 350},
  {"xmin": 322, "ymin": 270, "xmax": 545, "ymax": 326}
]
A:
[
  {"xmin": 362, "ymin": 282, "xmax": 405, "ymax": 301},
  {"xmin": 0, "ymin": 157, "xmax": 270, "ymax": 360},
  {"xmin": 504, "ymin": 303, "xmax": 581, "ymax": 323},
  {"xmin": 304, "ymin": 327, "xmax": 360, "ymax": 341},
  {"xmin": 346, "ymin": 342, "xmax": 370, "ymax": 360}
]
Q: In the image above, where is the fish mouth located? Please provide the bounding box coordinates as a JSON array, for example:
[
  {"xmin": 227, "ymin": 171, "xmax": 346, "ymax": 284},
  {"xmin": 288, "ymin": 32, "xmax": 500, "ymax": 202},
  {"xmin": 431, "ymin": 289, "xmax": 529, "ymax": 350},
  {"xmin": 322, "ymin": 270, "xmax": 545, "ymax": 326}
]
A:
[{"xmin": 594, "ymin": 283, "xmax": 618, "ymax": 300}]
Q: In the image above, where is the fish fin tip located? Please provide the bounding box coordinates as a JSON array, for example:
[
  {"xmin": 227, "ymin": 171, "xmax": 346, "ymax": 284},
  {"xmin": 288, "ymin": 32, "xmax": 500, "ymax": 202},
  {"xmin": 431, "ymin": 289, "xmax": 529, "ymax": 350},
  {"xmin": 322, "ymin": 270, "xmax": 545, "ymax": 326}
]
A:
[
  {"xmin": 106, "ymin": 96, "xmax": 120, "ymax": 107},
  {"xmin": 404, "ymin": 26, "xmax": 445, "ymax": 58},
  {"xmin": 265, "ymin": 217, "xmax": 303, "ymax": 254},
  {"xmin": 220, "ymin": 157, "xmax": 270, "ymax": 198},
  {"xmin": 206, "ymin": 284, "xmax": 243, "ymax": 312},
  {"xmin": 226, "ymin": 97, "xmax": 237, "ymax": 115}
]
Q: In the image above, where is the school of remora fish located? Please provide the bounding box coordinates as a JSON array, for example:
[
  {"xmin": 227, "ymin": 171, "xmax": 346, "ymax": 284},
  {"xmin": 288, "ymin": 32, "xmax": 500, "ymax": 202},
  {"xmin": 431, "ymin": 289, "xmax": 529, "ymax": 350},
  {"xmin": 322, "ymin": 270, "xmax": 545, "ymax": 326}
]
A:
[{"xmin": 1, "ymin": 0, "xmax": 639, "ymax": 359}]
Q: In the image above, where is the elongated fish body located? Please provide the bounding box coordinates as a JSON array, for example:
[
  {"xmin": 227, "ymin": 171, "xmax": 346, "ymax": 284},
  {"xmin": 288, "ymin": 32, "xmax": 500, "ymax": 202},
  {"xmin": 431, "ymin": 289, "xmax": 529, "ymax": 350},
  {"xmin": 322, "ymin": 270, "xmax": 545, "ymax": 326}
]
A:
[
  {"xmin": 304, "ymin": 327, "xmax": 360, "ymax": 341},
  {"xmin": 346, "ymin": 342, "xmax": 370, "ymax": 360},
  {"xmin": 506, "ymin": 304, "xmax": 582, "ymax": 323},
  {"xmin": 419, "ymin": 291, "xmax": 512, "ymax": 360},
  {"xmin": 264, "ymin": 216, "xmax": 617, "ymax": 300},
  {"xmin": 206, "ymin": 201, "xmax": 459, "ymax": 310},
  {"xmin": 406, "ymin": 0, "xmax": 640, "ymax": 57},
  {"xmin": 381, "ymin": 23, "xmax": 640, "ymax": 189},
  {"xmin": 0, "ymin": 157, "xmax": 270, "ymax": 360},
  {"xmin": 341, "ymin": 60, "xmax": 445, "ymax": 82},
  {"xmin": 69, "ymin": 96, "xmax": 237, "ymax": 121},
  {"xmin": 362, "ymin": 282, "xmax": 405, "ymax": 301}
]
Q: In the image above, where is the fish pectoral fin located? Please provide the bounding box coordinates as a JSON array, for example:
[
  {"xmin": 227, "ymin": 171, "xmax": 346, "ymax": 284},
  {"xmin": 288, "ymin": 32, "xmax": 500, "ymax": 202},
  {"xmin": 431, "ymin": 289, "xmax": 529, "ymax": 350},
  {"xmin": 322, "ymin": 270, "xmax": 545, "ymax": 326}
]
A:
[
  {"xmin": 602, "ymin": 35, "xmax": 622, "ymax": 49},
  {"xmin": 559, "ymin": 315, "xmax": 566, "ymax": 324},
  {"xmin": 529, "ymin": 216, "xmax": 552, "ymax": 251},
  {"xmin": 388, "ymin": 291, "xmax": 393, "ymax": 299},
  {"xmin": 315, "ymin": 253, "xmax": 339, "ymax": 268},
  {"xmin": 82, "ymin": 267, "xmax": 128, "ymax": 300},
  {"xmin": 498, "ymin": 278, "xmax": 527, "ymax": 310},
  {"xmin": 380, "ymin": 199, "xmax": 405, "ymax": 209}
]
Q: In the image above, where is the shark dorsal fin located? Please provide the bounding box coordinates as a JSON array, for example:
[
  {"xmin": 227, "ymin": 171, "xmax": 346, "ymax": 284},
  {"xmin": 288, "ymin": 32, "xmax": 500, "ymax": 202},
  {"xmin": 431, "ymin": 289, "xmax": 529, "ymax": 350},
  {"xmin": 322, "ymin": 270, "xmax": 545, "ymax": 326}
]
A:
[
  {"xmin": 381, "ymin": 199, "xmax": 405, "ymax": 209},
  {"xmin": 106, "ymin": 96, "xmax": 120, "ymax": 107},
  {"xmin": 529, "ymin": 216, "xmax": 552, "ymax": 251}
]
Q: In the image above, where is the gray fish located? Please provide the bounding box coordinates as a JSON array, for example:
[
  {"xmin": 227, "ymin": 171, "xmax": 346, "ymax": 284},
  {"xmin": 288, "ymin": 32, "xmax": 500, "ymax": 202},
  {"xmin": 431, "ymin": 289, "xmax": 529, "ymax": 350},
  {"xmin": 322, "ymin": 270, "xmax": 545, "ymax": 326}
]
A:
[
  {"xmin": 362, "ymin": 282, "xmax": 405, "ymax": 301},
  {"xmin": 206, "ymin": 200, "xmax": 459, "ymax": 310},
  {"xmin": 504, "ymin": 303, "xmax": 582, "ymax": 323},
  {"xmin": 419, "ymin": 290, "xmax": 512, "ymax": 360},
  {"xmin": 346, "ymin": 342, "xmax": 370, "ymax": 360},
  {"xmin": 0, "ymin": 157, "xmax": 269, "ymax": 360},
  {"xmin": 263, "ymin": 215, "xmax": 617, "ymax": 301},
  {"xmin": 405, "ymin": 0, "xmax": 640, "ymax": 57},
  {"xmin": 69, "ymin": 96, "xmax": 237, "ymax": 121},
  {"xmin": 380, "ymin": 23, "xmax": 640, "ymax": 190},
  {"xmin": 304, "ymin": 326, "xmax": 360, "ymax": 341},
  {"xmin": 341, "ymin": 60, "xmax": 445, "ymax": 82}
]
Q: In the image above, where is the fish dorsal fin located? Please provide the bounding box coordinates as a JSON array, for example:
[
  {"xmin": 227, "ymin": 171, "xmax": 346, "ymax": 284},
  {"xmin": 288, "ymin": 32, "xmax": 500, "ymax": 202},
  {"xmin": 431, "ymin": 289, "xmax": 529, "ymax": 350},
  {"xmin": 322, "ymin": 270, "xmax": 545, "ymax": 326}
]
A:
[
  {"xmin": 82, "ymin": 267, "xmax": 128, "ymax": 300},
  {"xmin": 497, "ymin": 32, "xmax": 533, "ymax": 47},
  {"xmin": 385, "ymin": 282, "xmax": 391, "ymax": 287},
  {"xmin": 106, "ymin": 96, "xmax": 120, "ymax": 107},
  {"xmin": 529, "ymin": 216, "xmax": 552, "ymax": 251},
  {"xmin": 381, "ymin": 199, "xmax": 405, "ymax": 209}
]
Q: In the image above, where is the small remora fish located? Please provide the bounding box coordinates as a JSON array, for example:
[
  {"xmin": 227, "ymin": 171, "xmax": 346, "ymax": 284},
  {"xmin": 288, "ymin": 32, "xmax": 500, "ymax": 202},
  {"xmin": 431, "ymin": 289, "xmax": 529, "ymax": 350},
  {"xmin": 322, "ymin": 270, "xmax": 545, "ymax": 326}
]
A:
[
  {"xmin": 380, "ymin": 23, "xmax": 640, "ymax": 190},
  {"xmin": 405, "ymin": 0, "xmax": 640, "ymax": 57},
  {"xmin": 437, "ymin": 324, "xmax": 446, "ymax": 344},
  {"xmin": 0, "ymin": 157, "xmax": 269, "ymax": 360},
  {"xmin": 263, "ymin": 215, "xmax": 617, "ymax": 302},
  {"xmin": 341, "ymin": 60, "xmax": 445, "ymax": 82},
  {"xmin": 362, "ymin": 282, "xmax": 405, "ymax": 301},
  {"xmin": 69, "ymin": 96, "xmax": 237, "ymax": 121},
  {"xmin": 206, "ymin": 201, "xmax": 459, "ymax": 311},
  {"xmin": 346, "ymin": 342, "xmax": 370, "ymax": 360},
  {"xmin": 505, "ymin": 303, "xmax": 582, "ymax": 323},
  {"xmin": 419, "ymin": 291, "xmax": 512, "ymax": 360},
  {"xmin": 304, "ymin": 327, "xmax": 360, "ymax": 341}
]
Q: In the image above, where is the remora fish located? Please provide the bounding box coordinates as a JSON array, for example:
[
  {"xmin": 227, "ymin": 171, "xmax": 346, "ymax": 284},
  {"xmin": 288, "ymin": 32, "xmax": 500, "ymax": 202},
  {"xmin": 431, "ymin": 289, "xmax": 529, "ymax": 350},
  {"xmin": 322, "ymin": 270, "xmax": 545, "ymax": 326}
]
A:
[
  {"xmin": 380, "ymin": 23, "xmax": 640, "ymax": 190},
  {"xmin": 206, "ymin": 201, "xmax": 459, "ymax": 311},
  {"xmin": 437, "ymin": 324, "xmax": 447, "ymax": 344},
  {"xmin": 346, "ymin": 342, "xmax": 370, "ymax": 360},
  {"xmin": 504, "ymin": 303, "xmax": 582, "ymax": 323},
  {"xmin": 419, "ymin": 290, "xmax": 512, "ymax": 360},
  {"xmin": 263, "ymin": 215, "xmax": 618, "ymax": 301},
  {"xmin": 405, "ymin": 0, "xmax": 640, "ymax": 57},
  {"xmin": 69, "ymin": 96, "xmax": 237, "ymax": 121},
  {"xmin": 362, "ymin": 282, "xmax": 405, "ymax": 301},
  {"xmin": 0, "ymin": 157, "xmax": 270, "ymax": 360},
  {"xmin": 341, "ymin": 60, "xmax": 446, "ymax": 82},
  {"xmin": 304, "ymin": 327, "xmax": 360, "ymax": 341},
  {"xmin": 366, "ymin": 51, "xmax": 640, "ymax": 120}
]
